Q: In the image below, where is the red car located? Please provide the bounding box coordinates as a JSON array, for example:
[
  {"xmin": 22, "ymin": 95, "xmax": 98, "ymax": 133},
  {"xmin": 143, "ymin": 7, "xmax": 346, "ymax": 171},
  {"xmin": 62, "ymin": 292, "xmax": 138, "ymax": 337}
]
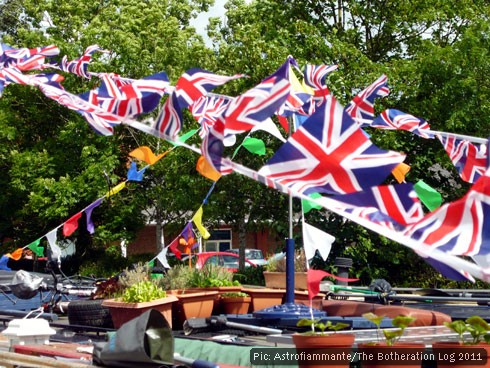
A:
[{"xmin": 186, "ymin": 252, "xmax": 257, "ymax": 272}]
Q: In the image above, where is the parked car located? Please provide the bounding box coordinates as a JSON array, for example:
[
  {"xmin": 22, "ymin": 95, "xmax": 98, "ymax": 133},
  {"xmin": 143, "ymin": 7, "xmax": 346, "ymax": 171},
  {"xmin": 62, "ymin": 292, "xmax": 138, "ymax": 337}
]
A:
[
  {"xmin": 227, "ymin": 249, "xmax": 268, "ymax": 267},
  {"xmin": 182, "ymin": 252, "xmax": 257, "ymax": 272}
]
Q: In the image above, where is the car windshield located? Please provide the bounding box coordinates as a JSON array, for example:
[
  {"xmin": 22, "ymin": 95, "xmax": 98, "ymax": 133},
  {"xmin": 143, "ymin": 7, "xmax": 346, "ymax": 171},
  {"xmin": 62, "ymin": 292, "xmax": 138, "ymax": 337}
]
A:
[{"xmin": 228, "ymin": 249, "xmax": 264, "ymax": 260}]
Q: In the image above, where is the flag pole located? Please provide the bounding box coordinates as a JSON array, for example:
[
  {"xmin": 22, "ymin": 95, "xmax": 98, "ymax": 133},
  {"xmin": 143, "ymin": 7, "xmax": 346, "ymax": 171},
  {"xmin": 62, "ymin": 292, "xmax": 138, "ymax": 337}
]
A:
[{"xmin": 284, "ymin": 115, "xmax": 296, "ymax": 304}]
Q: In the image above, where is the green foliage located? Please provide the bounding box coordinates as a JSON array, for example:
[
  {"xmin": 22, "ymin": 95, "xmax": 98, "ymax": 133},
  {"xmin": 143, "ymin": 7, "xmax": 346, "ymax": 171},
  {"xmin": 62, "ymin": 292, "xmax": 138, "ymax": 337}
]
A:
[
  {"xmin": 188, "ymin": 264, "xmax": 239, "ymax": 288},
  {"xmin": 120, "ymin": 280, "xmax": 167, "ymax": 303},
  {"xmin": 233, "ymin": 265, "xmax": 265, "ymax": 286},
  {"xmin": 363, "ymin": 313, "xmax": 416, "ymax": 346},
  {"xmin": 296, "ymin": 318, "xmax": 350, "ymax": 336},
  {"xmin": 444, "ymin": 316, "xmax": 490, "ymax": 345},
  {"xmin": 220, "ymin": 291, "xmax": 249, "ymax": 298}
]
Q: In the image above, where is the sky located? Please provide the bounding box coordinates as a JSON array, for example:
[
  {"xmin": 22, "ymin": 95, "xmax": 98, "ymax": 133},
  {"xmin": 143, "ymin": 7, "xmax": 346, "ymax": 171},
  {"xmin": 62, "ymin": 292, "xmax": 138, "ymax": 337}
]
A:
[{"xmin": 194, "ymin": 0, "xmax": 227, "ymax": 44}]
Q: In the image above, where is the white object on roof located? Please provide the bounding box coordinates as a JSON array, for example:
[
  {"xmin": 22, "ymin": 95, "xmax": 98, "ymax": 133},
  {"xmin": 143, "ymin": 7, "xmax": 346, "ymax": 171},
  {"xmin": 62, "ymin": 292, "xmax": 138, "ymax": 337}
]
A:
[{"xmin": 2, "ymin": 318, "xmax": 56, "ymax": 347}]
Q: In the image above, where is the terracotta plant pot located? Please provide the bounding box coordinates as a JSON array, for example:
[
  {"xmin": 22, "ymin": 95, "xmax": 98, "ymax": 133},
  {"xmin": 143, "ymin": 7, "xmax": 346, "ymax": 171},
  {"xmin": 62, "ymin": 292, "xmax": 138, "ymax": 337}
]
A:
[
  {"xmin": 292, "ymin": 333, "xmax": 355, "ymax": 368},
  {"xmin": 264, "ymin": 272, "xmax": 308, "ymax": 290},
  {"xmin": 220, "ymin": 296, "xmax": 252, "ymax": 314},
  {"xmin": 167, "ymin": 290, "xmax": 219, "ymax": 329},
  {"xmin": 432, "ymin": 341, "xmax": 490, "ymax": 368},
  {"xmin": 357, "ymin": 342, "xmax": 426, "ymax": 368},
  {"xmin": 242, "ymin": 288, "xmax": 285, "ymax": 312},
  {"xmin": 102, "ymin": 295, "xmax": 178, "ymax": 329},
  {"xmin": 187, "ymin": 286, "xmax": 242, "ymax": 314}
]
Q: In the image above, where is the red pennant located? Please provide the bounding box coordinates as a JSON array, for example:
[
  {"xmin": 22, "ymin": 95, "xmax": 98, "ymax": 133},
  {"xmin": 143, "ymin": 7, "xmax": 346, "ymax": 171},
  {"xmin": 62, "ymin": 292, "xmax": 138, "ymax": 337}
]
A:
[
  {"xmin": 307, "ymin": 269, "xmax": 359, "ymax": 300},
  {"xmin": 63, "ymin": 212, "xmax": 82, "ymax": 237},
  {"xmin": 277, "ymin": 116, "xmax": 289, "ymax": 133}
]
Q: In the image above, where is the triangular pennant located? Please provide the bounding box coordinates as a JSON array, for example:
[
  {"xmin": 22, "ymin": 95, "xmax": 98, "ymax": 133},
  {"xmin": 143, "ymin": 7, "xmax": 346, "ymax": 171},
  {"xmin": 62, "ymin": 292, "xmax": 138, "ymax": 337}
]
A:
[
  {"xmin": 129, "ymin": 146, "xmax": 166, "ymax": 165},
  {"xmin": 156, "ymin": 245, "xmax": 171, "ymax": 269},
  {"xmin": 196, "ymin": 156, "xmax": 221, "ymax": 182},
  {"xmin": 392, "ymin": 162, "xmax": 411, "ymax": 183},
  {"xmin": 307, "ymin": 269, "xmax": 359, "ymax": 300},
  {"xmin": 85, "ymin": 198, "xmax": 103, "ymax": 234},
  {"xmin": 5, "ymin": 248, "xmax": 23, "ymax": 261},
  {"xmin": 242, "ymin": 137, "xmax": 266, "ymax": 155},
  {"xmin": 414, "ymin": 180, "xmax": 442, "ymax": 211},
  {"xmin": 27, "ymin": 238, "xmax": 45, "ymax": 257},
  {"xmin": 63, "ymin": 212, "xmax": 82, "ymax": 237},
  {"xmin": 0, "ymin": 255, "xmax": 11, "ymax": 270},
  {"xmin": 192, "ymin": 206, "xmax": 211, "ymax": 240},
  {"xmin": 302, "ymin": 222, "xmax": 335, "ymax": 261},
  {"xmin": 127, "ymin": 161, "xmax": 146, "ymax": 181},
  {"xmin": 105, "ymin": 182, "xmax": 126, "ymax": 197},
  {"xmin": 301, "ymin": 192, "xmax": 323, "ymax": 213},
  {"xmin": 46, "ymin": 228, "xmax": 62, "ymax": 262}
]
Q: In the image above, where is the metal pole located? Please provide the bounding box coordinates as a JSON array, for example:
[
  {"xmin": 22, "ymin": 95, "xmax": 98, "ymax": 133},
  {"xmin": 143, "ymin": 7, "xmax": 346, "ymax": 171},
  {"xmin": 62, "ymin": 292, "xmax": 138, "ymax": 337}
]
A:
[{"xmin": 285, "ymin": 117, "xmax": 295, "ymax": 304}]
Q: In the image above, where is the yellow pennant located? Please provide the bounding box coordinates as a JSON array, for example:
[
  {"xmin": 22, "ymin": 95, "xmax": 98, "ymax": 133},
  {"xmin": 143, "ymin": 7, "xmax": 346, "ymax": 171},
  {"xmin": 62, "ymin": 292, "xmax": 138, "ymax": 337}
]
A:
[
  {"xmin": 192, "ymin": 206, "xmax": 211, "ymax": 240},
  {"xmin": 196, "ymin": 156, "xmax": 221, "ymax": 182},
  {"xmin": 129, "ymin": 146, "xmax": 166, "ymax": 165},
  {"xmin": 392, "ymin": 162, "xmax": 411, "ymax": 183},
  {"xmin": 105, "ymin": 182, "xmax": 126, "ymax": 197}
]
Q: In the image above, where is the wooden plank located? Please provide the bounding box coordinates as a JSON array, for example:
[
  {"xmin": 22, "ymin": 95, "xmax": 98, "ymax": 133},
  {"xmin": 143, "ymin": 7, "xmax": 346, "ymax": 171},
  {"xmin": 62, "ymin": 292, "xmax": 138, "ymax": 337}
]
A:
[{"xmin": 0, "ymin": 350, "xmax": 95, "ymax": 368}]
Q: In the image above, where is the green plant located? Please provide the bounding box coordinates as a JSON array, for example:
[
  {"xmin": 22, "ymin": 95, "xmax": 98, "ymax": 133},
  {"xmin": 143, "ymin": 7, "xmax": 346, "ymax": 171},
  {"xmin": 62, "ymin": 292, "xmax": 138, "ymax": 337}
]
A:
[
  {"xmin": 160, "ymin": 264, "xmax": 195, "ymax": 290},
  {"xmin": 265, "ymin": 249, "xmax": 307, "ymax": 272},
  {"xmin": 221, "ymin": 291, "xmax": 249, "ymax": 298},
  {"xmin": 119, "ymin": 280, "xmax": 167, "ymax": 303},
  {"xmin": 296, "ymin": 318, "xmax": 350, "ymax": 336},
  {"xmin": 189, "ymin": 264, "xmax": 240, "ymax": 288},
  {"xmin": 444, "ymin": 316, "xmax": 490, "ymax": 345},
  {"xmin": 362, "ymin": 312, "xmax": 416, "ymax": 346}
]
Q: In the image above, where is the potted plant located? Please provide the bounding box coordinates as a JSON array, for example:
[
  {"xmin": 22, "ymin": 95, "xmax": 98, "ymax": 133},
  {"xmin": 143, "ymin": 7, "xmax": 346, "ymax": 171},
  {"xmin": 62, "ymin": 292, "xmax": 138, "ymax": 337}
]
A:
[
  {"xmin": 292, "ymin": 318, "xmax": 354, "ymax": 368},
  {"xmin": 263, "ymin": 249, "xmax": 308, "ymax": 290},
  {"xmin": 101, "ymin": 263, "xmax": 178, "ymax": 329},
  {"xmin": 160, "ymin": 265, "xmax": 219, "ymax": 328},
  {"xmin": 432, "ymin": 316, "xmax": 490, "ymax": 368},
  {"xmin": 220, "ymin": 291, "xmax": 251, "ymax": 314},
  {"xmin": 358, "ymin": 312, "xmax": 425, "ymax": 368}
]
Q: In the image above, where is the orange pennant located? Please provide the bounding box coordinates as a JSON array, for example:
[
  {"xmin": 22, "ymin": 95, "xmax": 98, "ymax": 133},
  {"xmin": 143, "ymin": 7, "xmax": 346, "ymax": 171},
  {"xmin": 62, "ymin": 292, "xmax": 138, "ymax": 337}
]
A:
[
  {"xmin": 392, "ymin": 162, "xmax": 411, "ymax": 183},
  {"xmin": 6, "ymin": 248, "xmax": 23, "ymax": 261},
  {"xmin": 129, "ymin": 146, "xmax": 166, "ymax": 165},
  {"xmin": 196, "ymin": 156, "xmax": 221, "ymax": 182}
]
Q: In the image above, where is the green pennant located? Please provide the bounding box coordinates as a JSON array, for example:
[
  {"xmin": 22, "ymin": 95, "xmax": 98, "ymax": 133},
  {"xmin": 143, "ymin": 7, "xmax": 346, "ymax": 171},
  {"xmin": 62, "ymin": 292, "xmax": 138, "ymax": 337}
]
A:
[
  {"xmin": 414, "ymin": 180, "xmax": 442, "ymax": 211},
  {"xmin": 172, "ymin": 129, "xmax": 198, "ymax": 146},
  {"xmin": 242, "ymin": 137, "xmax": 266, "ymax": 155},
  {"xmin": 302, "ymin": 192, "xmax": 323, "ymax": 213},
  {"xmin": 27, "ymin": 238, "xmax": 45, "ymax": 257}
]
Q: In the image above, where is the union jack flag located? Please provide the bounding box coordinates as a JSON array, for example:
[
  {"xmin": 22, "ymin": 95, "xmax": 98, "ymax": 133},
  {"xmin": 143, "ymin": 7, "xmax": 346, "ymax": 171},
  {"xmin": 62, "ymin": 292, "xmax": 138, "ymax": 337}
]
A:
[
  {"xmin": 437, "ymin": 134, "xmax": 488, "ymax": 183},
  {"xmin": 421, "ymin": 255, "xmax": 475, "ymax": 282},
  {"xmin": 370, "ymin": 109, "xmax": 434, "ymax": 139},
  {"xmin": 97, "ymin": 72, "xmax": 170, "ymax": 118},
  {"xmin": 60, "ymin": 45, "xmax": 104, "ymax": 79},
  {"xmin": 329, "ymin": 184, "xmax": 424, "ymax": 230},
  {"xmin": 201, "ymin": 117, "xmax": 233, "ymax": 174},
  {"xmin": 153, "ymin": 69, "xmax": 241, "ymax": 139},
  {"xmin": 403, "ymin": 167, "xmax": 490, "ymax": 257},
  {"xmin": 190, "ymin": 94, "xmax": 232, "ymax": 138},
  {"xmin": 345, "ymin": 74, "xmax": 389, "ymax": 122},
  {"xmin": 223, "ymin": 59, "xmax": 291, "ymax": 136},
  {"xmin": 2, "ymin": 44, "xmax": 59, "ymax": 71},
  {"xmin": 40, "ymin": 84, "xmax": 116, "ymax": 135},
  {"xmin": 258, "ymin": 94, "xmax": 405, "ymax": 195}
]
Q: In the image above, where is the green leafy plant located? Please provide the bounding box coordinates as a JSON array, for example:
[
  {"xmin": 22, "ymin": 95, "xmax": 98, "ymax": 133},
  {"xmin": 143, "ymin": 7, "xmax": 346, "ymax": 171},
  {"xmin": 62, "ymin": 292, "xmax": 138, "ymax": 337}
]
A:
[
  {"xmin": 119, "ymin": 280, "xmax": 167, "ymax": 303},
  {"xmin": 296, "ymin": 318, "xmax": 350, "ymax": 336},
  {"xmin": 444, "ymin": 316, "xmax": 490, "ymax": 345},
  {"xmin": 221, "ymin": 291, "xmax": 249, "ymax": 298},
  {"xmin": 266, "ymin": 249, "xmax": 307, "ymax": 272},
  {"xmin": 363, "ymin": 312, "xmax": 416, "ymax": 346}
]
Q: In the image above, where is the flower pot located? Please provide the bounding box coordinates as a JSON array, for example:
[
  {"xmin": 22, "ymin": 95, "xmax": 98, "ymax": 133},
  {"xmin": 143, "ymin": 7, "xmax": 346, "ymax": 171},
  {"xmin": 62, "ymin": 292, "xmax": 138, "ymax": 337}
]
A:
[
  {"xmin": 292, "ymin": 333, "xmax": 355, "ymax": 368},
  {"xmin": 264, "ymin": 272, "xmax": 308, "ymax": 290},
  {"xmin": 102, "ymin": 295, "xmax": 178, "ymax": 329},
  {"xmin": 432, "ymin": 341, "xmax": 490, "ymax": 368},
  {"xmin": 220, "ymin": 296, "xmax": 252, "ymax": 314},
  {"xmin": 167, "ymin": 290, "xmax": 219, "ymax": 329},
  {"xmin": 242, "ymin": 288, "xmax": 285, "ymax": 312},
  {"xmin": 357, "ymin": 342, "xmax": 426, "ymax": 368},
  {"xmin": 187, "ymin": 286, "xmax": 242, "ymax": 314}
]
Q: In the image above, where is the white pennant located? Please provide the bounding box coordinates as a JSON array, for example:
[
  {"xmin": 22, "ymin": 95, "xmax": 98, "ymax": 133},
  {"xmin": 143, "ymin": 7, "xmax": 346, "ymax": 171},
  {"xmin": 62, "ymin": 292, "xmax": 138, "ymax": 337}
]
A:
[{"xmin": 302, "ymin": 222, "xmax": 335, "ymax": 261}]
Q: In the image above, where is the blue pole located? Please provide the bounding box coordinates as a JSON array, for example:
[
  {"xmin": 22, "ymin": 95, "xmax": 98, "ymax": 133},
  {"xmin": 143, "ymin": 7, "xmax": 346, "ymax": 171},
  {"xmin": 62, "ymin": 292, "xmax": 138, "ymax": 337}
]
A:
[{"xmin": 285, "ymin": 237, "xmax": 295, "ymax": 304}]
